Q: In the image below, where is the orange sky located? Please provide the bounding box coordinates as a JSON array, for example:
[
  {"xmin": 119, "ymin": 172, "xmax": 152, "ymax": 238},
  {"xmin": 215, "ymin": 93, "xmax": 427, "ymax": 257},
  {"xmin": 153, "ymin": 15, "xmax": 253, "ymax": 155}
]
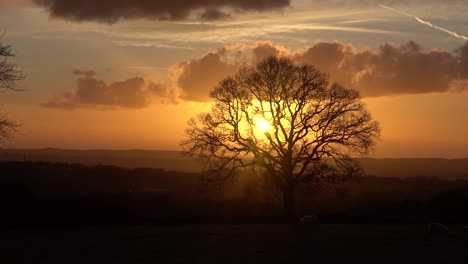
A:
[{"xmin": 1, "ymin": 1, "xmax": 468, "ymax": 157}]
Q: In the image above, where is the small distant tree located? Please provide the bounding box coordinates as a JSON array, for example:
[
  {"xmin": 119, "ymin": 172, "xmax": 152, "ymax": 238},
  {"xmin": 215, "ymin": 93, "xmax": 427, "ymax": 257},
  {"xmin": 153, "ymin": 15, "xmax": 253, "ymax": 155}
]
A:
[
  {"xmin": 0, "ymin": 34, "xmax": 24, "ymax": 142},
  {"xmin": 181, "ymin": 57, "xmax": 380, "ymax": 217}
]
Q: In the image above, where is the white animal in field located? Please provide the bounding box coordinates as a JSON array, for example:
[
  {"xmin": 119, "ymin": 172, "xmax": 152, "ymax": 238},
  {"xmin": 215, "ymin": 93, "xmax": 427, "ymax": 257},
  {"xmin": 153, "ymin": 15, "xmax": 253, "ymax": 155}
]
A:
[
  {"xmin": 300, "ymin": 214, "xmax": 319, "ymax": 224},
  {"xmin": 428, "ymin": 223, "xmax": 449, "ymax": 236}
]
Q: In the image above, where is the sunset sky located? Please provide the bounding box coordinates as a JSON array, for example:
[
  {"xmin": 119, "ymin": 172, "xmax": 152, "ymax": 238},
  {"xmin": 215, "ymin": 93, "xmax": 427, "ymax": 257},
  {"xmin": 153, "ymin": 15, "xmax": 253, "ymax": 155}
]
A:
[{"xmin": 1, "ymin": 0, "xmax": 467, "ymax": 158}]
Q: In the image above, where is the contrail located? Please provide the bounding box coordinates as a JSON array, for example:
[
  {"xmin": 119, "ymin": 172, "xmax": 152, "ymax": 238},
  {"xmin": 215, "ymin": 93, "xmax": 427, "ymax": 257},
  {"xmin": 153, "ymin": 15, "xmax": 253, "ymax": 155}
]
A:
[{"xmin": 380, "ymin": 4, "xmax": 468, "ymax": 41}]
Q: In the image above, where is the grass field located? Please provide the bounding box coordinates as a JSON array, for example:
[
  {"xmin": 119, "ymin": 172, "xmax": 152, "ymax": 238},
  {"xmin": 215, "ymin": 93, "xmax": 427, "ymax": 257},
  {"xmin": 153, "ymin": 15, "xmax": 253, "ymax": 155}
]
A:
[{"xmin": 2, "ymin": 224, "xmax": 467, "ymax": 263}]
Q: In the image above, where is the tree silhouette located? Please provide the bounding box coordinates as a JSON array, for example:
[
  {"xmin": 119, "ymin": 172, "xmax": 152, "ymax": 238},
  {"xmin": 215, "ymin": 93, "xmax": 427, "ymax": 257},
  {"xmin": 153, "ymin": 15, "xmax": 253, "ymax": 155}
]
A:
[
  {"xmin": 182, "ymin": 57, "xmax": 380, "ymax": 217},
  {"xmin": 0, "ymin": 34, "xmax": 24, "ymax": 143}
]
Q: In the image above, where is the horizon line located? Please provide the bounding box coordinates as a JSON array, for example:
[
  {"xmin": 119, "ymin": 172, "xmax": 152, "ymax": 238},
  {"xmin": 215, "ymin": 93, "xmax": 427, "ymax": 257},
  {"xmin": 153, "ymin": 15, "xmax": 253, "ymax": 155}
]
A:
[{"xmin": 1, "ymin": 147, "xmax": 468, "ymax": 160}]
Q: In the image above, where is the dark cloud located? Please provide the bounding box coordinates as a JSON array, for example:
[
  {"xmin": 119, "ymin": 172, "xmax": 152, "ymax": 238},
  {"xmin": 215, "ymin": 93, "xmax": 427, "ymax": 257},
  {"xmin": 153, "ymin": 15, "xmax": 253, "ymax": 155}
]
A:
[
  {"xmin": 170, "ymin": 49, "xmax": 238, "ymax": 102},
  {"xmin": 170, "ymin": 41, "xmax": 468, "ymax": 101},
  {"xmin": 43, "ymin": 70, "xmax": 168, "ymax": 109},
  {"xmin": 32, "ymin": 0, "xmax": 290, "ymax": 23},
  {"xmin": 294, "ymin": 41, "xmax": 467, "ymax": 97},
  {"xmin": 169, "ymin": 42, "xmax": 291, "ymax": 102},
  {"xmin": 459, "ymin": 43, "xmax": 468, "ymax": 78},
  {"xmin": 252, "ymin": 41, "xmax": 287, "ymax": 63},
  {"xmin": 200, "ymin": 8, "xmax": 231, "ymax": 21}
]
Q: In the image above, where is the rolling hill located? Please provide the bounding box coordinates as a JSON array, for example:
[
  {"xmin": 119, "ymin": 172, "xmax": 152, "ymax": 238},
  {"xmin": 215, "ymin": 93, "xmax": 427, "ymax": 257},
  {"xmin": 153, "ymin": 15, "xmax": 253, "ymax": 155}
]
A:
[{"xmin": 1, "ymin": 148, "xmax": 468, "ymax": 179}]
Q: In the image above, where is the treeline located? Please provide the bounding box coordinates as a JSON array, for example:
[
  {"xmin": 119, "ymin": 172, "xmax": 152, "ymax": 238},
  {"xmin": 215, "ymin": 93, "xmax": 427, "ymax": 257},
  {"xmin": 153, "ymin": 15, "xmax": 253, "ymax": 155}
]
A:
[{"xmin": 1, "ymin": 161, "xmax": 468, "ymax": 228}]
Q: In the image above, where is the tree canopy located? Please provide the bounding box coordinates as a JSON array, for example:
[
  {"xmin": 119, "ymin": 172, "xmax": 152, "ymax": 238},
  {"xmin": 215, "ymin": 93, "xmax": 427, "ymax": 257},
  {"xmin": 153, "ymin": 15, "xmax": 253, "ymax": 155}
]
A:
[
  {"xmin": 0, "ymin": 35, "xmax": 24, "ymax": 143},
  {"xmin": 182, "ymin": 56, "xmax": 380, "ymax": 215}
]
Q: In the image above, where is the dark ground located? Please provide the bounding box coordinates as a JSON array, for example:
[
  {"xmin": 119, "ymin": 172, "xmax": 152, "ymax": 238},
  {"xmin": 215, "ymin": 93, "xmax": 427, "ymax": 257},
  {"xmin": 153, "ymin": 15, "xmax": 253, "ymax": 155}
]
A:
[{"xmin": 2, "ymin": 224, "xmax": 468, "ymax": 263}]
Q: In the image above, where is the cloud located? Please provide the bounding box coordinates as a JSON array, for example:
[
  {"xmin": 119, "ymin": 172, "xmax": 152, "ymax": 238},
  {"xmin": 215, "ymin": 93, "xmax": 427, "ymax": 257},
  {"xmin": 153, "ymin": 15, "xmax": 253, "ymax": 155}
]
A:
[
  {"xmin": 31, "ymin": 0, "xmax": 291, "ymax": 23},
  {"xmin": 169, "ymin": 42, "xmax": 289, "ymax": 102},
  {"xmin": 295, "ymin": 41, "xmax": 467, "ymax": 97},
  {"xmin": 459, "ymin": 43, "xmax": 468, "ymax": 78},
  {"xmin": 169, "ymin": 50, "xmax": 238, "ymax": 102},
  {"xmin": 252, "ymin": 41, "xmax": 290, "ymax": 63},
  {"xmin": 170, "ymin": 41, "xmax": 468, "ymax": 101},
  {"xmin": 43, "ymin": 69, "xmax": 169, "ymax": 109},
  {"xmin": 44, "ymin": 41, "xmax": 468, "ymax": 108},
  {"xmin": 200, "ymin": 8, "xmax": 231, "ymax": 21}
]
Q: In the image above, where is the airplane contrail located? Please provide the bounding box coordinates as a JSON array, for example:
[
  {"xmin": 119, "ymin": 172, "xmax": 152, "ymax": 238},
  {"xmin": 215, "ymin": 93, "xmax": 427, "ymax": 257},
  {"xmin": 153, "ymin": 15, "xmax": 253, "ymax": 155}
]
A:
[{"xmin": 380, "ymin": 4, "xmax": 468, "ymax": 41}]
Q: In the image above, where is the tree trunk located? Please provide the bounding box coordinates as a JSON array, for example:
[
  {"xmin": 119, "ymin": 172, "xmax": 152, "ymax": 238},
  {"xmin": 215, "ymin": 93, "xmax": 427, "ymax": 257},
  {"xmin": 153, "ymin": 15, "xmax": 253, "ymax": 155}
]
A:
[{"xmin": 282, "ymin": 185, "xmax": 296, "ymax": 219}]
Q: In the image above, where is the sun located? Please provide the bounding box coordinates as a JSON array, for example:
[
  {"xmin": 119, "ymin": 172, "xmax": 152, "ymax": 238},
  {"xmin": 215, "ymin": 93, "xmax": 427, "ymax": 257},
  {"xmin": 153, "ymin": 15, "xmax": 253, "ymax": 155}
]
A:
[{"xmin": 257, "ymin": 118, "xmax": 270, "ymax": 132}]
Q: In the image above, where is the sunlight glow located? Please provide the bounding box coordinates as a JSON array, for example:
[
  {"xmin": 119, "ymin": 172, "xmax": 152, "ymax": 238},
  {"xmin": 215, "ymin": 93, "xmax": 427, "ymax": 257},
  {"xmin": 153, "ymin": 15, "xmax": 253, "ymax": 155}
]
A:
[{"xmin": 257, "ymin": 119, "xmax": 271, "ymax": 132}]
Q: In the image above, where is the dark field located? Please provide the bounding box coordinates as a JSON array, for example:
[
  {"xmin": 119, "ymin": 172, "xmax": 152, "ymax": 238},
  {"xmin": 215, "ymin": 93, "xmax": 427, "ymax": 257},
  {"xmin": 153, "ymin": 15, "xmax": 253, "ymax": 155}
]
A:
[
  {"xmin": 2, "ymin": 224, "xmax": 468, "ymax": 263},
  {"xmin": 2, "ymin": 161, "xmax": 468, "ymax": 263}
]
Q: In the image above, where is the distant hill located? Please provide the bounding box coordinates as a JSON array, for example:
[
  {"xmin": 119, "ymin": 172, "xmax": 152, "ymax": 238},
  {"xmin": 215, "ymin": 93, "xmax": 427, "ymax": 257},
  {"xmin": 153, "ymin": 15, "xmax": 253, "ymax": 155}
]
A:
[
  {"xmin": 1, "ymin": 148, "xmax": 468, "ymax": 179},
  {"xmin": 0, "ymin": 148, "xmax": 202, "ymax": 173},
  {"xmin": 359, "ymin": 158, "xmax": 468, "ymax": 179}
]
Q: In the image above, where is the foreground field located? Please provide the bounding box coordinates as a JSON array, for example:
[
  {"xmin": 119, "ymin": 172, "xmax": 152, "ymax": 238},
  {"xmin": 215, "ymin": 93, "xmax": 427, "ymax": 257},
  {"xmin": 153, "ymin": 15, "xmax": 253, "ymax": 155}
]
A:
[{"xmin": 2, "ymin": 224, "xmax": 467, "ymax": 263}]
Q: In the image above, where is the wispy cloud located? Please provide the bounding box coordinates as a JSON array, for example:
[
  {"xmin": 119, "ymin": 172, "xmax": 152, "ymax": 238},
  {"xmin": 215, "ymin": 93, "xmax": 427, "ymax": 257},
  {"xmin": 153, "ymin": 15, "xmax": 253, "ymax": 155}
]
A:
[
  {"xmin": 112, "ymin": 40, "xmax": 195, "ymax": 50},
  {"xmin": 380, "ymin": 4, "xmax": 468, "ymax": 41},
  {"xmin": 337, "ymin": 18, "xmax": 386, "ymax": 25},
  {"xmin": 267, "ymin": 24, "xmax": 395, "ymax": 34}
]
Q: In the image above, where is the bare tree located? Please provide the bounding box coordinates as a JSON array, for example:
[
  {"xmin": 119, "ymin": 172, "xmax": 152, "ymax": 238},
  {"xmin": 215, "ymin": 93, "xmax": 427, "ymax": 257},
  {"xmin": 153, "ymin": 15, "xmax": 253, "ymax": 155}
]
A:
[
  {"xmin": 181, "ymin": 57, "xmax": 380, "ymax": 217},
  {"xmin": 0, "ymin": 113, "xmax": 18, "ymax": 143},
  {"xmin": 0, "ymin": 34, "xmax": 24, "ymax": 142}
]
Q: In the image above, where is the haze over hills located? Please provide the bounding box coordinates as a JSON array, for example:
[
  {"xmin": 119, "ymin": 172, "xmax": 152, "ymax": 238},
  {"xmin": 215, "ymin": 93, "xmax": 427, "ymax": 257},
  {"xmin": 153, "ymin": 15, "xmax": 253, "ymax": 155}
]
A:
[
  {"xmin": 1, "ymin": 148, "xmax": 468, "ymax": 179},
  {"xmin": 0, "ymin": 148, "xmax": 202, "ymax": 173}
]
